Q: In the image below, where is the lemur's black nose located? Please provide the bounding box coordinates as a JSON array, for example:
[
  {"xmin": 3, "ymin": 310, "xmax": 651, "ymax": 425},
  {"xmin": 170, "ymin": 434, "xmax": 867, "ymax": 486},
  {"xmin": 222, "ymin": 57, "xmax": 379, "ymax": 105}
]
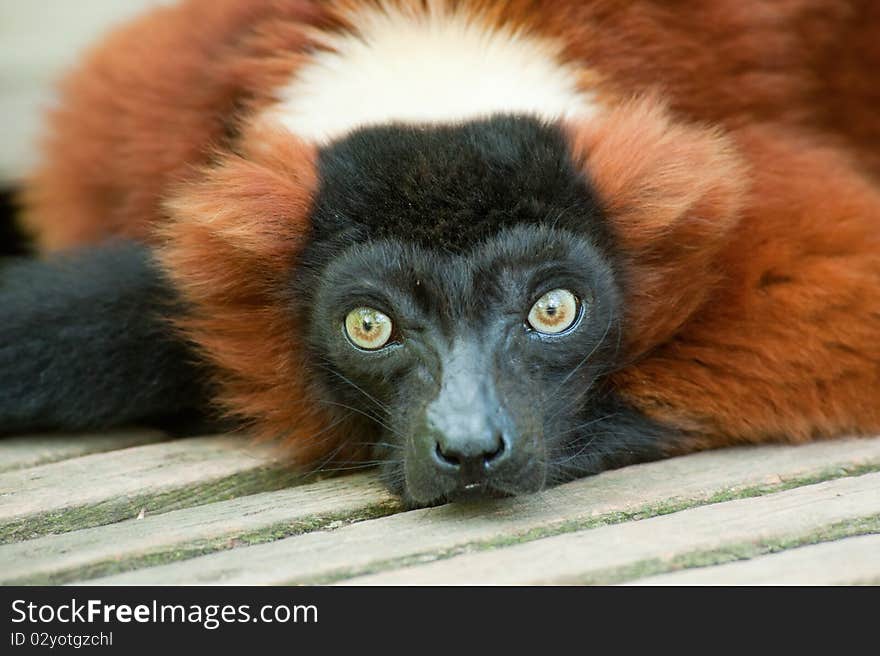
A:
[{"xmin": 433, "ymin": 432, "xmax": 508, "ymax": 486}]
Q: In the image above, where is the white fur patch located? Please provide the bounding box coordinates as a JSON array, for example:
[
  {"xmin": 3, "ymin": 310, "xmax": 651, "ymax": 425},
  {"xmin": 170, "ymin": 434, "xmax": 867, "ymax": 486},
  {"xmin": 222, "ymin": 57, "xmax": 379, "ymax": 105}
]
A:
[{"xmin": 263, "ymin": 2, "xmax": 599, "ymax": 143}]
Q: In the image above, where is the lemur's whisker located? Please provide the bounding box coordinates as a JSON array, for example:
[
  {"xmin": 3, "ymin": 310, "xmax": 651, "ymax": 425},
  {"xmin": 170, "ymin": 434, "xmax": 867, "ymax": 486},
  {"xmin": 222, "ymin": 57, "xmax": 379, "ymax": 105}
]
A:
[{"xmin": 317, "ymin": 365, "xmax": 392, "ymax": 414}]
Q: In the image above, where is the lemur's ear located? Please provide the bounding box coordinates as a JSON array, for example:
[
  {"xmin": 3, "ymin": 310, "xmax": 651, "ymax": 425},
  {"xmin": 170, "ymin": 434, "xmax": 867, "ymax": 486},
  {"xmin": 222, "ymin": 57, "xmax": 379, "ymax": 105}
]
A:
[
  {"xmin": 568, "ymin": 96, "xmax": 749, "ymax": 357},
  {"xmin": 157, "ymin": 125, "xmax": 340, "ymax": 463},
  {"xmin": 163, "ymin": 123, "xmax": 317, "ymax": 260}
]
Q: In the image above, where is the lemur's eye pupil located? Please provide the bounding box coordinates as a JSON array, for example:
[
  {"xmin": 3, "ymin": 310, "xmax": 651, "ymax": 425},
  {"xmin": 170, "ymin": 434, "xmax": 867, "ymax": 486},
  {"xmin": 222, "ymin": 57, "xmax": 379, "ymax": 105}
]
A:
[
  {"xmin": 527, "ymin": 289, "xmax": 579, "ymax": 335},
  {"xmin": 345, "ymin": 307, "xmax": 393, "ymax": 350}
]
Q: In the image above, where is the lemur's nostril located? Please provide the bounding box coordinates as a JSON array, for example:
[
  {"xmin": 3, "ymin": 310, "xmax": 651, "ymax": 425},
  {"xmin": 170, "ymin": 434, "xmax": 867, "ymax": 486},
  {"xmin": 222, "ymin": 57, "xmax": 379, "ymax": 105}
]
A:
[
  {"xmin": 486, "ymin": 433, "xmax": 506, "ymax": 463},
  {"xmin": 435, "ymin": 441, "xmax": 460, "ymax": 467}
]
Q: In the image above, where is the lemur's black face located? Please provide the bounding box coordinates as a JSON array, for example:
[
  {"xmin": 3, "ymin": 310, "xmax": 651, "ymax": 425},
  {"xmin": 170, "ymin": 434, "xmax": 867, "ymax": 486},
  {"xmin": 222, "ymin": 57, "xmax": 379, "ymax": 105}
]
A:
[{"xmin": 295, "ymin": 116, "xmax": 665, "ymax": 506}]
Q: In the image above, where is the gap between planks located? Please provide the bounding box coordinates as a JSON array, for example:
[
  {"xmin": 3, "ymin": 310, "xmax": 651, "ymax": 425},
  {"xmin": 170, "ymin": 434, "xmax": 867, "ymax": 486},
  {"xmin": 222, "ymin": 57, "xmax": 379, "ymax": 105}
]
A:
[
  {"xmin": 623, "ymin": 533, "xmax": 880, "ymax": 585},
  {"xmin": 0, "ymin": 429, "xmax": 169, "ymax": 473},
  {"xmin": 0, "ymin": 434, "xmax": 306, "ymax": 543},
  {"xmin": 337, "ymin": 473, "xmax": 880, "ymax": 584},
  {"xmin": 69, "ymin": 436, "xmax": 880, "ymax": 585},
  {"xmin": 0, "ymin": 473, "xmax": 399, "ymax": 585}
]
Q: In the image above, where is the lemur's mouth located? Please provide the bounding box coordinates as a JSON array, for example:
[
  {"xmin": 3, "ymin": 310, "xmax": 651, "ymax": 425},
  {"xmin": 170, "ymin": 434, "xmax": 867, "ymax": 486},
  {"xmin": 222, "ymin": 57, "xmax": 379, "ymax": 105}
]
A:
[{"xmin": 446, "ymin": 482, "xmax": 512, "ymax": 503}]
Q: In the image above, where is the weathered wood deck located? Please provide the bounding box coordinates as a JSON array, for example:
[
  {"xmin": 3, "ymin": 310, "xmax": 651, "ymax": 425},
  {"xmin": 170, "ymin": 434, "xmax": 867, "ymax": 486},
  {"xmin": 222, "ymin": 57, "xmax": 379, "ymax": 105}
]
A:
[{"xmin": 1, "ymin": 432, "xmax": 878, "ymax": 585}]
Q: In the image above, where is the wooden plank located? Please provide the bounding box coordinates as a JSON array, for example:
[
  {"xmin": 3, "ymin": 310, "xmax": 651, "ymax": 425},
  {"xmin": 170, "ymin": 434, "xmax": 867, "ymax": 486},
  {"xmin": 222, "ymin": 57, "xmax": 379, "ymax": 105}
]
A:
[
  {"xmin": 339, "ymin": 472, "xmax": 880, "ymax": 584},
  {"xmin": 0, "ymin": 473, "xmax": 398, "ymax": 584},
  {"xmin": 0, "ymin": 430, "xmax": 169, "ymax": 473},
  {"xmin": 629, "ymin": 533, "xmax": 880, "ymax": 585},
  {"xmin": 84, "ymin": 437, "xmax": 880, "ymax": 585},
  {"xmin": 0, "ymin": 435, "xmax": 305, "ymax": 543}
]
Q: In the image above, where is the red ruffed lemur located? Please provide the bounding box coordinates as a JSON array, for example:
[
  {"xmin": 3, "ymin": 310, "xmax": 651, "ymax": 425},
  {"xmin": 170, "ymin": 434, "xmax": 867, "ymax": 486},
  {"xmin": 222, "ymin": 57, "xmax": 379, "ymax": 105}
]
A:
[{"xmin": 2, "ymin": 0, "xmax": 880, "ymax": 505}]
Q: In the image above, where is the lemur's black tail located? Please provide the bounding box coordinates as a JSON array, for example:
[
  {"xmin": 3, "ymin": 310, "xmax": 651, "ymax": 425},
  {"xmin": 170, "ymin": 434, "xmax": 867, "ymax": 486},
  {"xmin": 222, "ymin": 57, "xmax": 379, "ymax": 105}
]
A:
[{"xmin": 0, "ymin": 240, "xmax": 213, "ymax": 435}]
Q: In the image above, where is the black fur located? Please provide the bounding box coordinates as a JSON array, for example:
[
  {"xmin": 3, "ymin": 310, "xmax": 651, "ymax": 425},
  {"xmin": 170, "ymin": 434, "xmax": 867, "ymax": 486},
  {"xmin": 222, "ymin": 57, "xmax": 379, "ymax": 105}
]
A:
[
  {"xmin": 0, "ymin": 240, "xmax": 212, "ymax": 435},
  {"xmin": 308, "ymin": 115, "xmax": 616, "ymax": 254},
  {"xmin": 294, "ymin": 115, "xmax": 678, "ymax": 505}
]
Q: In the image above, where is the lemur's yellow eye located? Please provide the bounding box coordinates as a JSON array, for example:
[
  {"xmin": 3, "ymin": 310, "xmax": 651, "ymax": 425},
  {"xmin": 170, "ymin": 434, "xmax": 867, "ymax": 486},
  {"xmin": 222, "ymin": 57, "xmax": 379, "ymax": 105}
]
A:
[
  {"xmin": 527, "ymin": 289, "xmax": 580, "ymax": 335},
  {"xmin": 345, "ymin": 307, "xmax": 393, "ymax": 350}
]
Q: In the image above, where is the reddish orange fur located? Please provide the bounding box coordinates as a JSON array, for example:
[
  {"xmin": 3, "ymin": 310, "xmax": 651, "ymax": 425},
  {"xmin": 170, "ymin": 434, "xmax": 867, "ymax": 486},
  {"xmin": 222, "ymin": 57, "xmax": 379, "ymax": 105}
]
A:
[
  {"xmin": 21, "ymin": 0, "xmax": 332, "ymax": 250},
  {"xmin": 568, "ymin": 97, "xmax": 749, "ymax": 358},
  {"xmin": 157, "ymin": 127, "xmax": 354, "ymax": 460},
  {"xmin": 20, "ymin": 0, "xmax": 880, "ymax": 463},
  {"xmin": 611, "ymin": 125, "xmax": 880, "ymax": 448}
]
